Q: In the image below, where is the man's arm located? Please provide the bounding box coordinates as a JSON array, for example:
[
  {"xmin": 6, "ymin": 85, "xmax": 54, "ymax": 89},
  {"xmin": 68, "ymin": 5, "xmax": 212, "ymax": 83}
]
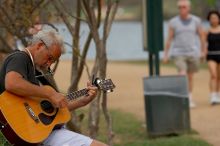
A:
[
  {"xmin": 67, "ymin": 82, "xmax": 98, "ymax": 111},
  {"xmin": 163, "ymin": 26, "xmax": 174, "ymax": 63},
  {"xmin": 6, "ymin": 71, "xmax": 97, "ymax": 110},
  {"xmin": 5, "ymin": 71, "xmax": 67, "ymax": 108},
  {"xmin": 197, "ymin": 25, "xmax": 206, "ymax": 59}
]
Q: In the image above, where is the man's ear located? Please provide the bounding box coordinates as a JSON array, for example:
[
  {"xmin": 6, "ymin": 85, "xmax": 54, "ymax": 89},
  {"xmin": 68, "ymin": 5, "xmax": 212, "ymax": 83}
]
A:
[{"xmin": 36, "ymin": 42, "xmax": 44, "ymax": 50}]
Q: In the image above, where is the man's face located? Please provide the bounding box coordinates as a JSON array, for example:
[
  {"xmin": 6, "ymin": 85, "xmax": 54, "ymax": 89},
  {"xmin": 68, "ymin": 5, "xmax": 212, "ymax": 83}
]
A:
[
  {"xmin": 178, "ymin": 2, "xmax": 190, "ymax": 17},
  {"xmin": 34, "ymin": 41, "xmax": 61, "ymax": 71}
]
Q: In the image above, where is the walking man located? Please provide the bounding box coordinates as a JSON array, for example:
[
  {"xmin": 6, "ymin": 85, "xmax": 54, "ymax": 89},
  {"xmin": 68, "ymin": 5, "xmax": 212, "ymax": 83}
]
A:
[{"xmin": 163, "ymin": 0, "xmax": 205, "ymax": 108}]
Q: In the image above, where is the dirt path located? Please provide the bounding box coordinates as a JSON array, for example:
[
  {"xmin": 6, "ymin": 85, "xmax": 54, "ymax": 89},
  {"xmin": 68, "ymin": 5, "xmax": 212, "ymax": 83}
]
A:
[{"xmin": 55, "ymin": 61, "xmax": 220, "ymax": 146}]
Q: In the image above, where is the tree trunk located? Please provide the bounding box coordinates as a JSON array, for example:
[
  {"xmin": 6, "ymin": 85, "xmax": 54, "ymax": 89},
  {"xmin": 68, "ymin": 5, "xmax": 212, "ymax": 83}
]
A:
[
  {"xmin": 88, "ymin": 92, "xmax": 101, "ymax": 138},
  {"xmin": 84, "ymin": 1, "xmax": 118, "ymax": 145}
]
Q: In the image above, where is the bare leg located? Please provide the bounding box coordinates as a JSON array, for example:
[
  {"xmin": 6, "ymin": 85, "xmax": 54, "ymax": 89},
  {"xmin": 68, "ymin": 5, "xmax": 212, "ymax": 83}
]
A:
[
  {"xmin": 178, "ymin": 70, "xmax": 187, "ymax": 76},
  {"xmin": 187, "ymin": 72, "xmax": 194, "ymax": 94},
  {"xmin": 208, "ymin": 61, "xmax": 218, "ymax": 93},
  {"xmin": 186, "ymin": 71, "xmax": 196, "ymax": 107},
  {"xmin": 90, "ymin": 140, "xmax": 108, "ymax": 146},
  {"xmin": 208, "ymin": 61, "xmax": 220, "ymax": 104},
  {"xmin": 178, "ymin": 70, "xmax": 193, "ymax": 93},
  {"xmin": 176, "ymin": 61, "xmax": 195, "ymax": 107},
  {"xmin": 217, "ymin": 63, "xmax": 220, "ymax": 92}
]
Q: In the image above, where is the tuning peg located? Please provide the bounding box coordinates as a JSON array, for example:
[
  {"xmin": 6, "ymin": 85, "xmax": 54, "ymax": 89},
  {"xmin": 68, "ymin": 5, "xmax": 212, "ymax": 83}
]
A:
[
  {"xmin": 93, "ymin": 78, "xmax": 103, "ymax": 90},
  {"xmin": 106, "ymin": 89, "xmax": 114, "ymax": 93}
]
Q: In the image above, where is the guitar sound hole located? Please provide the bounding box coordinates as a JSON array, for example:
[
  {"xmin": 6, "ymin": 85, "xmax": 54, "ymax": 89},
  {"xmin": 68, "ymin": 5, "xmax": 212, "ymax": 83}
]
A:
[{"xmin": 40, "ymin": 100, "xmax": 55, "ymax": 114}]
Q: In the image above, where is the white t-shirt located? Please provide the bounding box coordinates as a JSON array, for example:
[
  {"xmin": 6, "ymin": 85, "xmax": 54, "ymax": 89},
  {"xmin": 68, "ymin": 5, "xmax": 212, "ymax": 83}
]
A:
[{"xmin": 169, "ymin": 14, "xmax": 202, "ymax": 57}]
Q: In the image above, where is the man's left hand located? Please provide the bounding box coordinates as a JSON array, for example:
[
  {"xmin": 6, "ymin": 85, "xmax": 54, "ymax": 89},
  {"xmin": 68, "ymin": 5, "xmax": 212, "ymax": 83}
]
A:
[{"xmin": 79, "ymin": 81, "xmax": 98, "ymax": 106}]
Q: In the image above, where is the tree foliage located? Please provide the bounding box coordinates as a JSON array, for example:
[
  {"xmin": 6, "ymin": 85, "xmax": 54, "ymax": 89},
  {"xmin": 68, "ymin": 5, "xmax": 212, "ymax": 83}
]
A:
[{"xmin": 0, "ymin": 0, "xmax": 48, "ymax": 52}]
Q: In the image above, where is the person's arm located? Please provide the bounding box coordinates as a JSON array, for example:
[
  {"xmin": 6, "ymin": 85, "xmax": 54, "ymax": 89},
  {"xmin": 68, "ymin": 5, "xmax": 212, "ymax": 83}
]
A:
[
  {"xmin": 163, "ymin": 26, "xmax": 174, "ymax": 63},
  {"xmin": 203, "ymin": 30, "xmax": 208, "ymax": 57},
  {"xmin": 197, "ymin": 25, "xmax": 206, "ymax": 59},
  {"xmin": 5, "ymin": 71, "xmax": 67, "ymax": 108},
  {"xmin": 67, "ymin": 82, "xmax": 98, "ymax": 111}
]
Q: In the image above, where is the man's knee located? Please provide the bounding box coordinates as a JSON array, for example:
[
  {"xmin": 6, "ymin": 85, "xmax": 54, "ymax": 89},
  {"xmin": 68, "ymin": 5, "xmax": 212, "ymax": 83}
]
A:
[
  {"xmin": 178, "ymin": 70, "xmax": 187, "ymax": 75},
  {"xmin": 90, "ymin": 140, "xmax": 108, "ymax": 146}
]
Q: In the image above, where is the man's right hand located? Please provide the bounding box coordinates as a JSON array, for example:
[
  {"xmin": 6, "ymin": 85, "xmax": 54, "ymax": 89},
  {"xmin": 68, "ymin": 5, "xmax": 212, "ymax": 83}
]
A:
[
  {"xmin": 49, "ymin": 92, "xmax": 68, "ymax": 108},
  {"xmin": 163, "ymin": 55, "xmax": 169, "ymax": 64}
]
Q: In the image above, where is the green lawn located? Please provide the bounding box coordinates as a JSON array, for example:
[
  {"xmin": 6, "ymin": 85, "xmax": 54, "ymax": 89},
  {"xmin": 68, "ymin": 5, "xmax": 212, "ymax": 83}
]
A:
[
  {"xmin": 79, "ymin": 110, "xmax": 212, "ymax": 146},
  {"xmin": 0, "ymin": 110, "xmax": 212, "ymax": 146},
  {"xmin": 0, "ymin": 132, "xmax": 11, "ymax": 146}
]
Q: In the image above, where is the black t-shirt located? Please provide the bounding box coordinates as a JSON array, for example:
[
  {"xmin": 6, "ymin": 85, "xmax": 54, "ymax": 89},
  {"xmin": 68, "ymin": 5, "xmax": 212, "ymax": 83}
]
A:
[{"xmin": 0, "ymin": 51, "xmax": 39, "ymax": 94}]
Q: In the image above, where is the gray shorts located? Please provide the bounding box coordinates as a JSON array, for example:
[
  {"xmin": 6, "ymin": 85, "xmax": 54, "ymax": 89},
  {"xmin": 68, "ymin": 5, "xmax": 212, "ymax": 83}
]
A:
[
  {"xmin": 40, "ymin": 128, "xmax": 93, "ymax": 146},
  {"xmin": 172, "ymin": 56, "xmax": 199, "ymax": 73}
]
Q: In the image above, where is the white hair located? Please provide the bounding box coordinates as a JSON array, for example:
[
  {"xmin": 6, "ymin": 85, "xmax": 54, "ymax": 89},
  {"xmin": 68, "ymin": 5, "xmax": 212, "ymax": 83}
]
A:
[
  {"xmin": 177, "ymin": 0, "xmax": 191, "ymax": 7},
  {"xmin": 31, "ymin": 29, "xmax": 65, "ymax": 53}
]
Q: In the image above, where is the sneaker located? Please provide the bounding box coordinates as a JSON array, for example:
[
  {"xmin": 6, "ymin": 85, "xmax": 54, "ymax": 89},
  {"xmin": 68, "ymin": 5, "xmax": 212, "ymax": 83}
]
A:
[
  {"xmin": 210, "ymin": 96, "xmax": 220, "ymax": 105},
  {"xmin": 189, "ymin": 100, "xmax": 196, "ymax": 108},
  {"xmin": 188, "ymin": 93, "xmax": 196, "ymax": 108}
]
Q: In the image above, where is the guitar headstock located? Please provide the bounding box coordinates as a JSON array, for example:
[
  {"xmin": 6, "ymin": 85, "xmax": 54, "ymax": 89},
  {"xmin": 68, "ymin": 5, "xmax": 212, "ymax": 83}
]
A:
[{"xmin": 93, "ymin": 78, "xmax": 116, "ymax": 92}]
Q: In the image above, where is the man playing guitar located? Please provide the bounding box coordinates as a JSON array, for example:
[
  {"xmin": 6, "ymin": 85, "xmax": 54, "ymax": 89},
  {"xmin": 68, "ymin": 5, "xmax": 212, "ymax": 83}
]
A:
[{"xmin": 0, "ymin": 29, "xmax": 107, "ymax": 146}]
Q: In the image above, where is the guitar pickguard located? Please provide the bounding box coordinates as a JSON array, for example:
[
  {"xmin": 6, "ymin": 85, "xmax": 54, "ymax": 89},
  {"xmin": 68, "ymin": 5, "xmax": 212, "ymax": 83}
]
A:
[
  {"xmin": 24, "ymin": 100, "xmax": 58, "ymax": 126},
  {"xmin": 38, "ymin": 108, "xmax": 58, "ymax": 125}
]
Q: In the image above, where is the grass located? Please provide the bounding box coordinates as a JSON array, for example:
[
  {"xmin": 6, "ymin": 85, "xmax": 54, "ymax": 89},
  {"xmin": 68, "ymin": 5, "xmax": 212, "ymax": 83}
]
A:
[
  {"xmin": 77, "ymin": 110, "xmax": 212, "ymax": 146},
  {"xmin": 0, "ymin": 110, "xmax": 212, "ymax": 146},
  {"xmin": 0, "ymin": 132, "xmax": 11, "ymax": 146}
]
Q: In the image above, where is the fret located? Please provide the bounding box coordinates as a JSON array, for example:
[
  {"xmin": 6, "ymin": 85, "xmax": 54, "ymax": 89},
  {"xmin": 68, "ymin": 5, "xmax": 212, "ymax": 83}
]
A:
[
  {"xmin": 67, "ymin": 93, "xmax": 73, "ymax": 101},
  {"xmin": 74, "ymin": 92, "xmax": 77, "ymax": 98},
  {"xmin": 83, "ymin": 89, "xmax": 89, "ymax": 96},
  {"xmin": 75, "ymin": 91, "xmax": 79, "ymax": 97},
  {"xmin": 78, "ymin": 90, "xmax": 82, "ymax": 96},
  {"xmin": 71, "ymin": 93, "xmax": 76, "ymax": 99},
  {"xmin": 72, "ymin": 92, "xmax": 77, "ymax": 100},
  {"xmin": 72, "ymin": 92, "xmax": 76, "ymax": 99},
  {"xmin": 66, "ymin": 88, "xmax": 88, "ymax": 101}
]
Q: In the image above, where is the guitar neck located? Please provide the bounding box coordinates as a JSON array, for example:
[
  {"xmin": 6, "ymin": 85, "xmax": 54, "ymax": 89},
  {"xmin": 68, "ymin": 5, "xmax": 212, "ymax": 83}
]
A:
[
  {"xmin": 66, "ymin": 88, "xmax": 88, "ymax": 101},
  {"xmin": 66, "ymin": 78, "xmax": 115, "ymax": 101}
]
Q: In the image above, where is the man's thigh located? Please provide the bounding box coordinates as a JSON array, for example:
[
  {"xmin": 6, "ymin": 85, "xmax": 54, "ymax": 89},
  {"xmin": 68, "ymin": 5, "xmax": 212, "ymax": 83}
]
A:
[
  {"xmin": 172, "ymin": 56, "xmax": 187, "ymax": 72},
  {"xmin": 41, "ymin": 128, "xmax": 93, "ymax": 146},
  {"xmin": 186, "ymin": 57, "xmax": 199, "ymax": 73}
]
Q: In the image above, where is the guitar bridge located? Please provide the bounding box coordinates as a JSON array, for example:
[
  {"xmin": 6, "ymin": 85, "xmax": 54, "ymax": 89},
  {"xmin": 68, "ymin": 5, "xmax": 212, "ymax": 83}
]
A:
[{"xmin": 24, "ymin": 103, "xmax": 39, "ymax": 123}]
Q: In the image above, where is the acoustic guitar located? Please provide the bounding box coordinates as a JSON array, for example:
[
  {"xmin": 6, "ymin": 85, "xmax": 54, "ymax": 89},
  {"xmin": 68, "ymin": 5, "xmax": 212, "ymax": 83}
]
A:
[{"xmin": 0, "ymin": 78, "xmax": 115, "ymax": 145}]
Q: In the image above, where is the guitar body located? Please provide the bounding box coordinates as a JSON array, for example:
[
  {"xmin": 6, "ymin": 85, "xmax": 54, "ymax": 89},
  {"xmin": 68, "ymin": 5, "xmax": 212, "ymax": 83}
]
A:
[{"xmin": 0, "ymin": 86, "xmax": 71, "ymax": 145}]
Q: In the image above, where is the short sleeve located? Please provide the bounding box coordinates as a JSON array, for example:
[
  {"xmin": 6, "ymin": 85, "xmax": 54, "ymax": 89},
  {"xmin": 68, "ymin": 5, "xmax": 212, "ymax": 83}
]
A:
[
  {"xmin": 168, "ymin": 17, "xmax": 176, "ymax": 29},
  {"xmin": 168, "ymin": 19, "xmax": 174, "ymax": 29},
  {"xmin": 4, "ymin": 52, "xmax": 30, "ymax": 79},
  {"xmin": 194, "ymin": 16, "xmax": 202, "ymax": 28}
]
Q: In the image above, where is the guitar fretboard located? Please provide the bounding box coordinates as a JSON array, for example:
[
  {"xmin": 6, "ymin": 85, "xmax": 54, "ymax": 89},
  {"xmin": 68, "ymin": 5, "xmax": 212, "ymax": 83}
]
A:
[
  {"xmin": 66, "ymin": 78, "xmax": 115, "ymax": 101},
  {"xmin": 66, "ymin": 89, "xmax": 89, "ymax": 101}
]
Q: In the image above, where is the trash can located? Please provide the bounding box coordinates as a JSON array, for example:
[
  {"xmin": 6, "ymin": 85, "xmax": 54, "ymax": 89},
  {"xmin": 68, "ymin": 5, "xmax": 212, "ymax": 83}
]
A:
[{"xmin": 143, "ymin": 75, "xmax": 191, "ymax": 137}]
